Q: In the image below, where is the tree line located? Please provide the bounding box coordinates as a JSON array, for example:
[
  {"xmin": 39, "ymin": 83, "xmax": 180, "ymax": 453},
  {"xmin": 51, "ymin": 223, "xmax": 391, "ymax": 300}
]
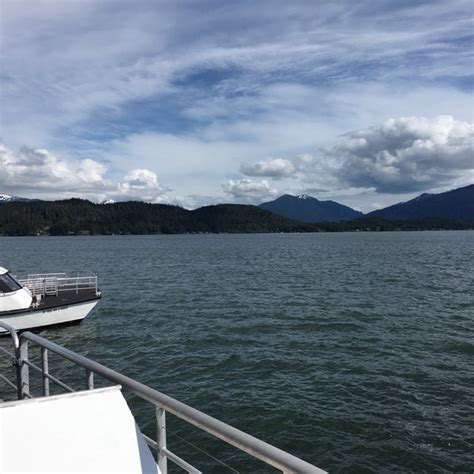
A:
[{"xmin": 0, "ymin": 199, "xmax": 472, "ymax": 236}]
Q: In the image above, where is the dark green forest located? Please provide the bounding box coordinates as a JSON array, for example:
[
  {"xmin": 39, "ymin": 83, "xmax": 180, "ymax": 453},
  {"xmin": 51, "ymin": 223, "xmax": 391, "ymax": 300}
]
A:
[{"xmin": 0, "ymin": 199, "xmax": 472, "ymax": 236}]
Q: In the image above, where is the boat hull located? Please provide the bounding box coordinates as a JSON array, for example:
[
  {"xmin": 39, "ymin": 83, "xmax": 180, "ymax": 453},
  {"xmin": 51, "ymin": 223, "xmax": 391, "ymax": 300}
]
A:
[{"xmin": 0, "ymin": 300, "xmax": 99, "ymax": 333}]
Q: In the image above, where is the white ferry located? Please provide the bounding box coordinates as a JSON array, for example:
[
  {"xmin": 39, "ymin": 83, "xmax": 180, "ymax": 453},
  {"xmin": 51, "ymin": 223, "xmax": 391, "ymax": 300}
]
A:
[{"xmin": 0, "ymin": 267, "xmax": 101, "ymax": 332}]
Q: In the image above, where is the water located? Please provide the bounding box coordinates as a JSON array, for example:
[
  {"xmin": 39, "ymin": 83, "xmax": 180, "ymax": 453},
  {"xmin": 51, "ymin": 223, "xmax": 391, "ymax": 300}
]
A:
[{"xmin": 0, "ymin": 232, "xmax": 473, "ymax": 472}]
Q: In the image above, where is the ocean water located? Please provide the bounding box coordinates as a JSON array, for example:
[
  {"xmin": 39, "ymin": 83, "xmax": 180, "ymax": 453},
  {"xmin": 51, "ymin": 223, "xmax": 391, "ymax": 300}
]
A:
[{"xmin": 0, "ymin": 232, "xmax": 473, "ymax": 473}]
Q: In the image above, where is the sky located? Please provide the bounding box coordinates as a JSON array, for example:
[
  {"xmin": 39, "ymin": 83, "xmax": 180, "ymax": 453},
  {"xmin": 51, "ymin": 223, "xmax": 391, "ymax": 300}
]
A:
[{"xmin": 0, "ymin": 0, "xmax": 473, "ymax": 211}]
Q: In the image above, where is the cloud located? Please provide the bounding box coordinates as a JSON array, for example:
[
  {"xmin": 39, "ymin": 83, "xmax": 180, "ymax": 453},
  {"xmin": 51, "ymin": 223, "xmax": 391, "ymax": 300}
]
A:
[
  {"xmin": 0, "ymin": 143, "xmax": 168, "ymax": 203},
  {"xmin": 240, "ymin": 158, "xmax": 297, "ymax": 178},
  {"xmin": 224, "ymin": 115, "xmax": 473, "ymax": 210},
  {"xmin": 2, "ymin": 0, "xmax": 473, "ymax": 209},
  {"xmin": 325, "ymin": 115, "xmax": 474, "ymax": 193},
  {"xmin": 222, "ymin": 178, "xmax": 278, "ymax": 202},
  {"xmin": 0, "ymin": 144, "xmax": 108, "ymax": 192},
  {"xmin": 2, "ymin": 0, "xmax": 473, "ymax": 151},
  {"xmin": 121, "ymin": 169, "xmax": 159, "ymax": 190},
  {"xmin": 117, "ymin": 169, "xmax": 169, "ymax": 203}
]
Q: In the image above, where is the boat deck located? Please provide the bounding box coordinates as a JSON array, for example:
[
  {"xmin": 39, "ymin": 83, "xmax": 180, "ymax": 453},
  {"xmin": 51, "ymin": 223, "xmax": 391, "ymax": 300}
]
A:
[
  {"xmin": 36, "ymin": 289, "xmax": 100, "ymax": 311},
  {"xmin": 1, "ymin": 289, "xmax": 100, "ymax": 317},
  {"xmin": 1, "ymin": 386, "xmax": 159, "ymax": 473}
]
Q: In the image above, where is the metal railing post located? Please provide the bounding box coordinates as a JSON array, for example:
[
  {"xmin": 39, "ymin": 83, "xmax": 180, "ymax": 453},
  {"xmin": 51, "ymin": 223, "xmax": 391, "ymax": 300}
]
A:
[
  {"xmin": 156, "ymin": 407, "xmax": 167, "ymax": 474},
  {"xmin": 41, "ymin": 347, "xmax": 50, "ymax": 396},
  {"xmin": 16, "ymin": 331, "xmax": 325, "ymax": 473},
  {"xmin": 15, "ymin": 349, "xmax": 22, "ymax": 400},
  {"xmin": 19, "ymin": 338, "xmax": 30, "ymax": 399},
  {"xmin": 85, "ymin": 368, "xmax": 94, "ymax": 390},
  {"xmin": 0, "ymin": 322, "xmax": 23, "ymax": 400}
]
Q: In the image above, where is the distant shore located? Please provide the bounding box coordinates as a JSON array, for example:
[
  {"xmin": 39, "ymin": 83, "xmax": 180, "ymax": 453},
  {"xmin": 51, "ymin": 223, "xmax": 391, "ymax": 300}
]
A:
[
  {"xmin": 2, "ymin": 226, "xmax": 473, "ymax": 237},
  {"xmin": 0, "ymin": 199, "xmax": 472, "ymax": 236}
]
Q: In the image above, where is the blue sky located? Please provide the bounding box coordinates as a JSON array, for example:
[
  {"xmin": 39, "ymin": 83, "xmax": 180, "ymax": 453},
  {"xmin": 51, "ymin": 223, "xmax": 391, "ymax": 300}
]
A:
[{"xmin": 0, "ymin": 0, "xmax": 473, "ymax": 211}]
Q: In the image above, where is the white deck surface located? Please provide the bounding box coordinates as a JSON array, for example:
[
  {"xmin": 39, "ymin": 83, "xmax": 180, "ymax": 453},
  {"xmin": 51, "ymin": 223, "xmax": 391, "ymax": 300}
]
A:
[{"xmin": 0, "ymin": 386, "xmax": 160, "ymax": 473}]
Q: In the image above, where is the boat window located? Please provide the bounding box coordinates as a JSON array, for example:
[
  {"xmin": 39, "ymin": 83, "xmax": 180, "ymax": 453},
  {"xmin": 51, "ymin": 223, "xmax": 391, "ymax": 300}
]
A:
[{"xmin": 0, "ymin": 273, "xmax": 22, "ymax": 294}]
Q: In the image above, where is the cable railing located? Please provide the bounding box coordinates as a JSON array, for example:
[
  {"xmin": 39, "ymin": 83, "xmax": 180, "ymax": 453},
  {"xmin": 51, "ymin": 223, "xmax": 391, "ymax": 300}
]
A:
[{"xmin": 0, "ymin": 322, "xmax": 325, "ymax": 474}]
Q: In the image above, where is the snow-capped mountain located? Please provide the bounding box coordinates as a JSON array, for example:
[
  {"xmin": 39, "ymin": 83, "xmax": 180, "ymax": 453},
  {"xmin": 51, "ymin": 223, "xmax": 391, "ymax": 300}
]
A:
[
  {"xmin": 259, "ymin": 194, "xmax": 363, "ymax": 222},
  {"xmin": 0, "ymin": 193, "xmax": 34, "ymax": 203}
]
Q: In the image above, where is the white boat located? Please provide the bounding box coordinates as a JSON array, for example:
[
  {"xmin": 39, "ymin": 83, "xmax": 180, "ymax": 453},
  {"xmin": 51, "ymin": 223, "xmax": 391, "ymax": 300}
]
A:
[{"xmin": 0, "ymin": 267, "xmax": 101, "ymax": 332}]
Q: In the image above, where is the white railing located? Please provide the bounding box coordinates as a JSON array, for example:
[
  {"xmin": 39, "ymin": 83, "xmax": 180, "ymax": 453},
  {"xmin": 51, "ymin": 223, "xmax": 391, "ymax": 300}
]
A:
[
  {"xmin": 26, "ymin": 273, "xmax": 67, "ymax": 280},
  {"xmin": 18, "ymin": 273, "xmax": 98, "ymax": 298},
  {"xmin": 0, "ymin": 322, "xmax": 326, "ymax": 473}
]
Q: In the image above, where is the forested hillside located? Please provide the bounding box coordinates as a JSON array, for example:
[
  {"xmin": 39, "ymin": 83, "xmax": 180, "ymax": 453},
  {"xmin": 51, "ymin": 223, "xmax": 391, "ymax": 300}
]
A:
[
  {"xmin": 0, "ymin": 199, "xmax": 313, "ymax": 235},
  {"xmin": 369, "ymin": 184, "xmax": 474, "ymax": 220},
  {"xmin": 259, "ymin": 194, "xmax": 363, "ymax": 222},
  {"xmin": 0, "ymin": 199, "xmax": 472, "ymax": 236}
]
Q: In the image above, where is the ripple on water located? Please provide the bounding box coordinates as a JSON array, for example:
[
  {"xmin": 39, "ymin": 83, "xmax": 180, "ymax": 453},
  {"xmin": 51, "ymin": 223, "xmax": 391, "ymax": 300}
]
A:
[{"xmin": 0, "ymin": 231, "xmax": 473, "ymax": 472}]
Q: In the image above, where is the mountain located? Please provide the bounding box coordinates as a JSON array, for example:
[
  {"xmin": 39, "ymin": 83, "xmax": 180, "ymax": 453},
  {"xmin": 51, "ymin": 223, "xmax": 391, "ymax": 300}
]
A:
[
  {"xmin": 0, "ymin": 193, "xmax": 35, "ymax": 203},
  {"xmin": 0, "ymin": 194, "xmax": 15, "ymax": 202},
  {"xmin": 0, "ymin": 199, "xmax": 314, "ymax": 235},
  {"xmin": 368, "ymin": 184, "xmax": 474, "ymax": 220},
  {"xmin": 0, "ymin": 198, "xmax": 471, "ymax": 236},
  {"xmin": 259, "ymin": 194, "xmax": 363, "ymax": 222}
]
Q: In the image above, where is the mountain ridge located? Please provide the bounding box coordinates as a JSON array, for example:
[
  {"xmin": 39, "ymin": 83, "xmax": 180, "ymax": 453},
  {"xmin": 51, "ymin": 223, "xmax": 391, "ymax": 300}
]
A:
[
  {"xmin": 259, "ymin": 194, "xmax": 363, "ymax": 222},
  {"xmin": 0, "ymin": 184, "xmax": 472, "ymax": 235},
  {"xmin": 0, "ymin": 197, "xmax": 472, "ymax": 236},
  {"xmin": 0, "ymin": 194, "xmax": 36, "ymax": 203},
  {"xmin": 368, "ymin": 184, "xmax": 474, "ymax": 220}
]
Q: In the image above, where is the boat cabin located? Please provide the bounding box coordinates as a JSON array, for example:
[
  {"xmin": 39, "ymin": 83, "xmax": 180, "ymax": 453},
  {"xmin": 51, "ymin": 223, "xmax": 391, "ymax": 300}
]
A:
[{"xmin": 0, "ymin": 267, "xmax": 33, "ymax": 312}]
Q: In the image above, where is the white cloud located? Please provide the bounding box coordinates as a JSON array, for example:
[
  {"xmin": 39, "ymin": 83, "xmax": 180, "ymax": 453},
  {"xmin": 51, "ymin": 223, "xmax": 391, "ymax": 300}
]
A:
[
  {"xmin": 325, "ymin": 115, "xmax": 474, "ymax": 193},
  {"xmin": 121, "ymin": 169, "xmax": 159, "ymax": 190},
  {"xmin": 241, "ymin": 158, "xmax": 297, "ymax": 178},
  {"xmin": 2, "ymin": 0, "xmax": 473, "ymax": 151},
  {"xmin": 223, "ymin": 115, "xmax": 474, "ymax": 210},
  {"xmin": 117, "ymin": 169, "xmax": 168, "ymax": 203},
  {"xmin": 1, "ymin": 0, "xmax": 473, "ymax": 209},
  {"xmin": 0, "ymin": 144, "xmax": 108, "ymax": 192},
  {"xmin": 0, "ymin": 143, "xmax": 168, "ymax": 203},
  {"xmin": 222, "ymin": 178, "xmax": 278, "ymax": 202}
]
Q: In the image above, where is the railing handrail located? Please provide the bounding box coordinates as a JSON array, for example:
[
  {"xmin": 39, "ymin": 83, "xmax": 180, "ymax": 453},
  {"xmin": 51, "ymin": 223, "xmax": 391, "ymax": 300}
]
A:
[
  {"xmin": 18, "ymin": 331, "xmax": 324, "ymax": 473},
  {"xmin": 56, "ymin": 276, "xmax": 97, "ymax": 284},
  {"xmin": 0, "ymin": 321, "xmax": 19, "ymax": 350},
  {"xmin": 25, "ymin": 272, "xmax": 95, "ymax": 279},
  {"xmin": 0, "ymin": 322, "xmax": 22, "ymax": 399},
  {"xmin": 26, "ymin": 273, "xmax": 67, "ymax": 279},
  {"xmin": 19, "ymin": 276, "xmax": 97, "ymax": 284},
  {"xmin": 18, "ymin": 275, "xmax": 98, "ymax": 297}
]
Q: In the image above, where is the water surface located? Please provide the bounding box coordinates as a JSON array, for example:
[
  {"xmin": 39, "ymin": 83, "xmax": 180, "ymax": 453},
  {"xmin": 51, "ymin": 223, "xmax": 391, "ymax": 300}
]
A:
[{"xmin": 1, "ymin": 232, "xmax": 473, "ymax": 472}]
